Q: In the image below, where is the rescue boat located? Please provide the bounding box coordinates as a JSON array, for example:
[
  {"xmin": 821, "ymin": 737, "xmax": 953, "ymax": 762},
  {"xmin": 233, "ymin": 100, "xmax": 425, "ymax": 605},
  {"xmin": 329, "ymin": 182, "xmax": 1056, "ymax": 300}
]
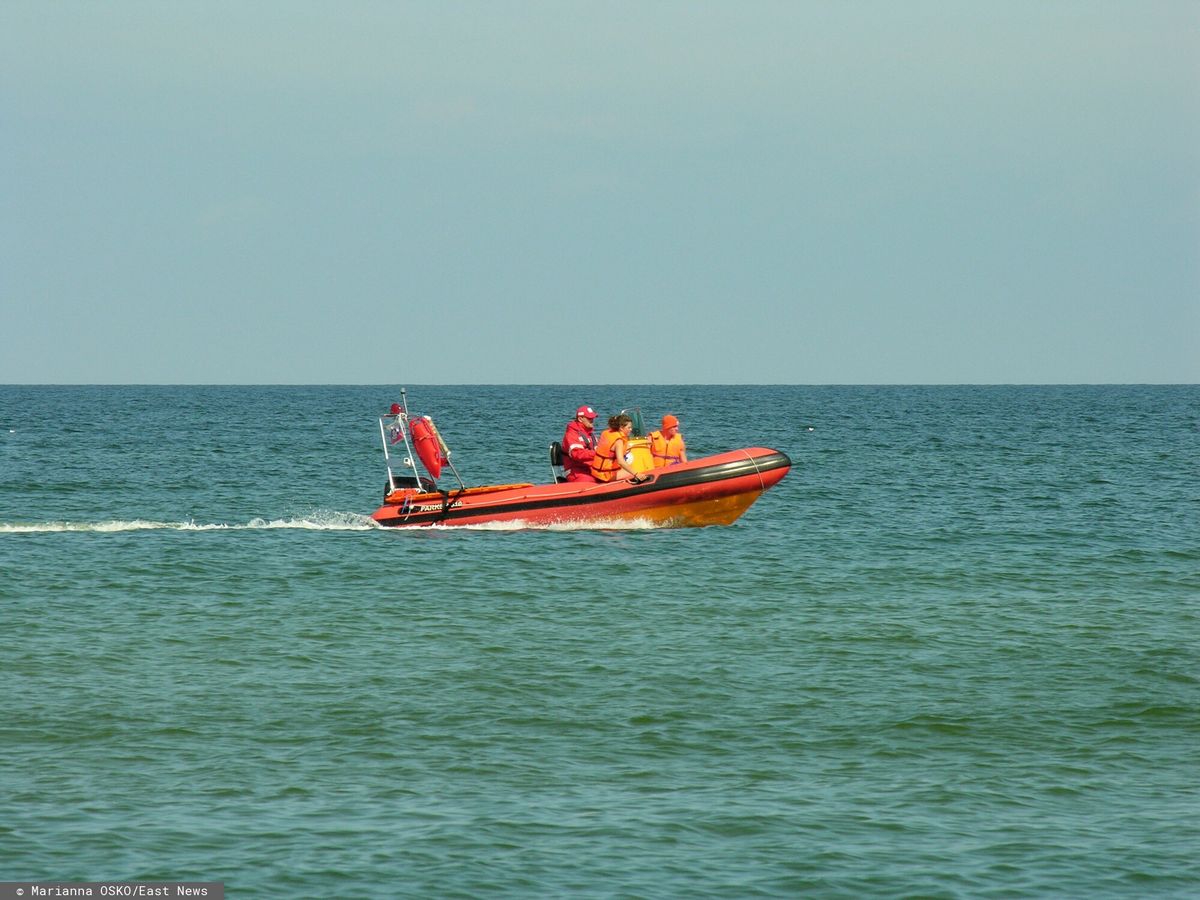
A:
[{"xmin": 371, "ymin": 392, "xmax": 790, "ymax": 529}]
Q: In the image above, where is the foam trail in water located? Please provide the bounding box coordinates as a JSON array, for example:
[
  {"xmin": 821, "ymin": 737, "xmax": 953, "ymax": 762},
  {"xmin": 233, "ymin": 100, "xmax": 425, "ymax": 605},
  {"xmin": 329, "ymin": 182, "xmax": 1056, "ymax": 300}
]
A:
[
  {"xmin": 1, "ymin": 513, "xmax": 665, "ymax": 534},
  {"xmin": 0, "ymin": 511, "xmax": 379, "ymax": 534}
]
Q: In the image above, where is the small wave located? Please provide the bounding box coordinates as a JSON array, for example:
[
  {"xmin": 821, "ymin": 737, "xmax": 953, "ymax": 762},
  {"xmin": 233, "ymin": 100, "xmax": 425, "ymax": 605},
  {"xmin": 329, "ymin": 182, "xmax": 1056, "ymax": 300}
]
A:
[{"xmin": 0, "ymin": 512, "xmax": 379, "ymax": 534}]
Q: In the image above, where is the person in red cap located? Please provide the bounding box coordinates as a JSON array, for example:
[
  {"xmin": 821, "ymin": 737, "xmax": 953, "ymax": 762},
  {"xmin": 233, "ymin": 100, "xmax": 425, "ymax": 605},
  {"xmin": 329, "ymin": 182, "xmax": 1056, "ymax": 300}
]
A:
[
  {"xmin": 649, "ymin": 414, "xmax": 687, "ymax": 467},
  {"xmin": 562, "ymin": 405, "xmax": 599, "ymax": 482}
]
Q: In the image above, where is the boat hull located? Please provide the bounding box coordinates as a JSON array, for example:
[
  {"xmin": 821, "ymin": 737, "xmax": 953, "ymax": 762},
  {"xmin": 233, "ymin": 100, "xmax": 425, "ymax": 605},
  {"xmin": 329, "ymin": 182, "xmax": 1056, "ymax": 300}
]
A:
[{"xmin": 370, "ymin": 447, "xmax": 790, "ymax": 529}]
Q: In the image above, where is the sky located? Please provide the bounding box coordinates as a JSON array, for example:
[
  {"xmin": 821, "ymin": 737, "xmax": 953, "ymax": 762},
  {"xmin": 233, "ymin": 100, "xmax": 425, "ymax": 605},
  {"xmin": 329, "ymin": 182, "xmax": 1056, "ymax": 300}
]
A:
[{"xmin": 2, "ymin": 1, "xmax": 1197, "ymax": 384}]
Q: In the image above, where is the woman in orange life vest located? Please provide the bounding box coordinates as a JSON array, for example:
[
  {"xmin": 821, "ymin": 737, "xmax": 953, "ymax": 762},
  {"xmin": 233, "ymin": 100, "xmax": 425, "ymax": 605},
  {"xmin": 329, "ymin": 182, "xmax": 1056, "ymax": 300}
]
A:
[
  {"xmin": 590, "ymin": 414, "xmax": 648, "ymax": 483},
  {"xmin": 649, "ymin": 414, "xmax": 687, "ymax": 468}
]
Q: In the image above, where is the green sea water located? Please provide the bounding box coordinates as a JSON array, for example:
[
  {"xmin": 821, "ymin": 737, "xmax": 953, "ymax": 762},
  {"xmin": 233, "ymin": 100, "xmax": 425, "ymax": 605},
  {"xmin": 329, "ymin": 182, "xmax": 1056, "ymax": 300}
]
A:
[{"xmin": 2, "ymin": 385, "xmax": 1197, "ymax": 897}]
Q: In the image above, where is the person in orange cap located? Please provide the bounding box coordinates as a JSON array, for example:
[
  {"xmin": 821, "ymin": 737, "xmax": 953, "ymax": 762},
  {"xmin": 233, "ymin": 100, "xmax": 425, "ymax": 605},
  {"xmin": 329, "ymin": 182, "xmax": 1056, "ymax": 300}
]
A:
[
  {"xmin": 562, "ymin": 404, "xmax": 599, "ymax": 482},
  {"xmin": 649, "ymin": 414, "xmax": 687, "ymax": 467}
]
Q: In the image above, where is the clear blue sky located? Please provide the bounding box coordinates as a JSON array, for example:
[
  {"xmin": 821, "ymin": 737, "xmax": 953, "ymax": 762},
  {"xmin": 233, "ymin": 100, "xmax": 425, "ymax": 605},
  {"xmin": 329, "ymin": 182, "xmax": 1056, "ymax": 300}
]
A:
[{"xmin": 3, "ymin": 1, "xmax": 1197, "ymax": 383}]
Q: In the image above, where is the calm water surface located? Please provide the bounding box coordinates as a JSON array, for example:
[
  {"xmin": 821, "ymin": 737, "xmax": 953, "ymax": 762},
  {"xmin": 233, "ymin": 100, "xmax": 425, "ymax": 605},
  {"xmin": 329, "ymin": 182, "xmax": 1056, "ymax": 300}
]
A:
[{"xmin": 2, "ymin": 385, "xmax": 1197, "ymax": 897}]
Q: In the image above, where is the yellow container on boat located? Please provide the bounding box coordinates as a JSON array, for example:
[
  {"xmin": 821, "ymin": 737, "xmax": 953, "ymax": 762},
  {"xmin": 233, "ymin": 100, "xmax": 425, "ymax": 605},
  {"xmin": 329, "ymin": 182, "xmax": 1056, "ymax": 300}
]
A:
[{"xmin": 627, "ymin": 437, "xmax": 654, "ymax": 474}]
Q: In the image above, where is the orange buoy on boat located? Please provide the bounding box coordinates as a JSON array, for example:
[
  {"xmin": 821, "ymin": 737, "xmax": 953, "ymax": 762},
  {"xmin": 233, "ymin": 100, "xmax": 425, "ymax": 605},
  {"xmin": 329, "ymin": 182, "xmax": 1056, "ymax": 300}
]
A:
[{"xmin": 410, "ymin": 415, "xmax": 444, "ymax": 479}]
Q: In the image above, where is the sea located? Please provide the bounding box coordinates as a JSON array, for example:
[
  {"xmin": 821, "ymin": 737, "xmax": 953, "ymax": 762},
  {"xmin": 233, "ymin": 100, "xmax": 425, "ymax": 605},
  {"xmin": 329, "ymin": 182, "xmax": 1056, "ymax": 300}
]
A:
[{"xmin": 1, "ymin": 384, "xmax": 1197, "ymax": 898}]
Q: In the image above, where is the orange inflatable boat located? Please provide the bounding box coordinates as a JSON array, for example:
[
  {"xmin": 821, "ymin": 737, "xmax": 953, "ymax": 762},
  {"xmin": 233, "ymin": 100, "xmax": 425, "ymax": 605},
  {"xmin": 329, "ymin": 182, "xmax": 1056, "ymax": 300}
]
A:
[{"xmin": 372, "ymin": 394, "xmax": 790, "ymax": 529}]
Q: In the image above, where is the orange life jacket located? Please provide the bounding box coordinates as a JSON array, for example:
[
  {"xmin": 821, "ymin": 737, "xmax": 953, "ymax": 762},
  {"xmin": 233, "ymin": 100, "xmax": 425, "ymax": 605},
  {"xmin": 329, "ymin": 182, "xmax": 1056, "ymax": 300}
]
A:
[
  {"xmin": 590, "ymin": 428, "xmax": 625, "ymax": 482},
  {"xmin": 649, "ymin": 430, "xmax": 685, "ymax": 467}
]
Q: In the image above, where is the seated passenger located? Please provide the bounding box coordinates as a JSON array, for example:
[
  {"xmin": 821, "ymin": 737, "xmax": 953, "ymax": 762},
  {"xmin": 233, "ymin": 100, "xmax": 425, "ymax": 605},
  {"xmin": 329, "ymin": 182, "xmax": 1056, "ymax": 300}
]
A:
[
  {"xmin": 563, "ymin": 405, "xmax": 598, "ymax": 482},
  {"xmin": 590, "ymin": 414, "xmax": 645, "ymax": 483},
  {"xmin": 649, "ymin": 414, "xmax": 687, "ymax": 467}
]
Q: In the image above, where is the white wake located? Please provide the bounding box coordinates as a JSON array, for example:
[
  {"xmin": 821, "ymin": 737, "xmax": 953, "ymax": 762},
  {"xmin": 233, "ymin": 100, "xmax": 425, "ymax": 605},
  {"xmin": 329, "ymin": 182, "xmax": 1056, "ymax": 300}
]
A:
[
  {"xmin": 0, "ymin": 511, "xmax": 379, "ymax": 534},
  {"xmin": 2, "ymin": 513, "xmax": 664, "ymax": 535}
]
